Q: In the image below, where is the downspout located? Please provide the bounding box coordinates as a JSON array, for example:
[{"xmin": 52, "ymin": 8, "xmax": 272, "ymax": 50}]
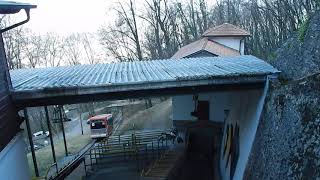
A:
[
  {"xmin": 0, "ymin": 8, "xmax": 31, "ymax": 33},
  {"xmin": 0, "ymin": 8, "xmax": 32, "ymax": 90}
]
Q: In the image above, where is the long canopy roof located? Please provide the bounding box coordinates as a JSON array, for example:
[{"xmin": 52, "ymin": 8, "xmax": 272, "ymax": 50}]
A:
[{"xmin": 10, "ymin": 56, "xmax": 279, "ymax": 107}]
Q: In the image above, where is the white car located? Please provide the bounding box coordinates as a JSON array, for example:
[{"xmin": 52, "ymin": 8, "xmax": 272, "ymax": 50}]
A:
[
  {"xmin": 33, "ymin": 131, "xmax": 50, "ymax": 138},
  {"xmin": 33, "ymin": 131, "xmax": 44, "ymax": 137}
]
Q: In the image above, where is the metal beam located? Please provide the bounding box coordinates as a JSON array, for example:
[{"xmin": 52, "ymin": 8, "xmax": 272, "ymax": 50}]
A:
[
  {"xmin": 14, "ymin": 82, "xmax": 265, "ymax": 108},
  {"xmin": 79, "ymin": 109, "xmax": 83, "ymax": 135},
  {"xmin": 59, "ymin": 105, "xmax": 68, "ymax": 156},
  {"xmin": 24, "ymin": 109, "xmax": 39, "ymax": 177},
  {"xmin": 44, "ymin": 106, "xmax": 57, "ymax": 163}
]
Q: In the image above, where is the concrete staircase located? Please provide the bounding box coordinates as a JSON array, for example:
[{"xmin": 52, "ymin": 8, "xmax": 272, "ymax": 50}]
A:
[{"xmin": 143, "ymin": 150, "xmax": 183, "ymax": 180}]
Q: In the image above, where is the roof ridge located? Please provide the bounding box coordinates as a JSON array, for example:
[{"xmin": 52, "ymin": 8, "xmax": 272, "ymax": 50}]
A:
[
  {"xmin": 232, "ymin": 24, "xmax": 249, "ymax": 33},
  {"xmin": 202, "ymin": 23, "xmax": 250, "ymax": 37}
]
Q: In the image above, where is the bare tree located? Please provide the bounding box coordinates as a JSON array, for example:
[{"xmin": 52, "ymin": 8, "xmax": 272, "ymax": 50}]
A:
[
  {"xmin": 1, "ymin": 17, "xmax": 27, "ymax": 69},
  {"xmin": 100, "ymin": 0, "xmax": 319, "ymax": 62},
  {"xmin": 81, "ymin": 33, "xmax": 100, "ymax": 64},
  {"xmin": 42, "ymin": 33, "xmax": 65, "ymax": 67},
  {"xmin": 100, "ymin": 0, "xmax": 143, "ymax": 61},
  {"xmin": 63, "ymin": 33, "xmax": 82, "ymax": 65},
  {"xmin": 24, "ymin": 33, "xmax": 43, "ymax": 68},
  {"xmin": 142, "ymin": 0, "xmax": 177, "ymax": 59}
]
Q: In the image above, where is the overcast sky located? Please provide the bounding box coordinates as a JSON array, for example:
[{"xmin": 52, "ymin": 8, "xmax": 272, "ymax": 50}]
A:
[
  {"xmin": 10, "ymin": 0, "xmax": 215, "ymax": 35},
  {"xmin": 16, "ymin": 0, "xmax": 117, "ymax": 35}
]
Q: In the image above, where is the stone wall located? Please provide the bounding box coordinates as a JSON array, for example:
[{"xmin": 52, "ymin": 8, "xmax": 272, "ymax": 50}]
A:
[{"xmin": 244, "ymin": 11, "xmax": 320, "ymax": 179}]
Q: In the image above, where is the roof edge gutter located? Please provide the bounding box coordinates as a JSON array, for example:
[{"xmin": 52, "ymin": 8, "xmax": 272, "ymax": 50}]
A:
[
  {"xmin": 0, "ymin": 8, "xmax": 31, "ymax": 33},
  {"xmin": 11, "ymin": 75, "xmax": 269, "ymax": 108}
]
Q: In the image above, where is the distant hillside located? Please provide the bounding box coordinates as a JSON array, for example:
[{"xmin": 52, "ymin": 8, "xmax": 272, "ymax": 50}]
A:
[{"xmin": 245, "ymin": 11, "xmax": 320, "ymax": 179}]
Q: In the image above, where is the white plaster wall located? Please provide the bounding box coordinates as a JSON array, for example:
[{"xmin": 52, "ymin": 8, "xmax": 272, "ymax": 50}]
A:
[
  {"xmin": 210, "ymin": 37, "xmax": 242, "ymax": 52},
  {"xmin": 172, "ymin": 95, "xmax": 197, "ymax": 121},
  {"xmin": 0, "ymin": 133, "xmax": 30, "ymax": 180},
  {"xmin": 172, "ymin": 83, "xmax": 268, "ymax": 180},
  {"xmin": 172, "ymin": 82, "xmax": 268, "ymax": 180},
  {"xmin": 219, "ymin": 82, "xmax": 268, "ymax": 180},
  {"xmin": 172, "ymin": 92, "xmax": 233, "ymax": 122}
]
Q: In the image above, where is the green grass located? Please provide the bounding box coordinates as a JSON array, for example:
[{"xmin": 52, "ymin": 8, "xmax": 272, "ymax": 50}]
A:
[{"xmin": 27, "ymin": 135, "xmax": 91, "ymax": 178}]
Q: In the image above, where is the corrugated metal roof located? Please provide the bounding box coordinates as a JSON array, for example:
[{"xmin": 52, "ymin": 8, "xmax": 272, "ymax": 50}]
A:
[
  {"xmin": 202, "ymin": 23, "xmax": 250, "ymax": 37},
  {"xmin": 171, "ymin": 37, "xmax": 240, "ymax": 58},
  {"xmin": 10, "ymin": 56, "xmax": 279, "ymax": 92}
]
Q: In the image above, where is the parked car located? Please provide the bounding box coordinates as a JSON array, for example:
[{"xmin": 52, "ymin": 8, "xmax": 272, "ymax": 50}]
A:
[
  {"xmin": 33, "ymin": 131, "xmax": 44, "ymax": 137},
  {"xmin": 33, "ymin": 131, "xmax": 50, "ymax": 138}
]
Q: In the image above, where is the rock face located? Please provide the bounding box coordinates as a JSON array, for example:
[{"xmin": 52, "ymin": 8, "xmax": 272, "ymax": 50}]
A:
[
  {"xmin": 245, "ymin": 11, "xmax": 320, "ymax": 179},
  {"xmin": 271, "ymin": 11, "xmax": 320, "ymax": 80}
]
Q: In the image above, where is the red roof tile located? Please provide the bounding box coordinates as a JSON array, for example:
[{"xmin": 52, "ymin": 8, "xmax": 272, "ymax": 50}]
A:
[
  {"xmin": 202, "ymin": 23, "xmax": 250, "ymax": 37},
  {"xmin": 171, "ymin": 37, "xmax": 240, "ymax": 59}
]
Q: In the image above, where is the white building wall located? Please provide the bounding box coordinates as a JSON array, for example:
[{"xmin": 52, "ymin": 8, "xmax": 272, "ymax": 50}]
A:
[
  {"xmin": 172, "ymin": 82, "xmax": 268, "ymax": 180},
  {"xmin": 172, "ymin": 92, "xmax": 233, "ymax": 122},
  {"xmin": 172, "ymin": 95, "xmax": 197, "ymax": 121},
  {"xmin": 219, "ymin": 82, "xmax": 268, "ymax": 180},
  {"xmin": 210, "ymin": 37, "xmax": 244, "ymax": 54},
  {"xmin": 0, "ymin": 133, "xmax": 30, "ymax": 180}
]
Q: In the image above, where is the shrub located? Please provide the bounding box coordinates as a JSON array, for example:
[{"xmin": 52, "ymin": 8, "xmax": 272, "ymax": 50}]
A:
[{"xmin": 298, "ymin": 17, "xmax": 310, "ymax": 42}]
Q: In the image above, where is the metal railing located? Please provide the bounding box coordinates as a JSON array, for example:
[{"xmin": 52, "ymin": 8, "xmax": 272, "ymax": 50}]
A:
[
  {"xmin": 84, "ymin": 130, "xmax": 173, "ymax": 177},
  {"xmin": 41, "ymin": 140, "xmax": 96, "ymax": 180}
]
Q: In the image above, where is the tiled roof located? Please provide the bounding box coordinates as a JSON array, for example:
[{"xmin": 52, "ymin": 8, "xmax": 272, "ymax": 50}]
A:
[
  {"xmin": 202, "ymin": 23, "xmax": 250, "ymax": 37},
  {"xmin": 171, "ymin": 37, "xmax": 240, "ymax": 59},
  {"xmin": 10, "ymin": 56, "xmax": 278, "ymax": 92}
]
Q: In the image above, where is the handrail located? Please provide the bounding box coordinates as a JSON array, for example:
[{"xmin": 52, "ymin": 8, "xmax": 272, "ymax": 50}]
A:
[
  {"xmin": 84, "ymin": 130, "xmax": 172, "ymax": 176},
  {"xmin": 44, "ymin": 163, "xmax": 58, "ymax": 180},
  {"xmin": 44, "ymin": 140, "xmax": 96, "ymax": 180}
]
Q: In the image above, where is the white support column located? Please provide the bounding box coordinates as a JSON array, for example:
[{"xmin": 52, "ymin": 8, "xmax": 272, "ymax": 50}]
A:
[{"xmin": 0, "ymin": 132, "xmax": 31, "ymax": 180}]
